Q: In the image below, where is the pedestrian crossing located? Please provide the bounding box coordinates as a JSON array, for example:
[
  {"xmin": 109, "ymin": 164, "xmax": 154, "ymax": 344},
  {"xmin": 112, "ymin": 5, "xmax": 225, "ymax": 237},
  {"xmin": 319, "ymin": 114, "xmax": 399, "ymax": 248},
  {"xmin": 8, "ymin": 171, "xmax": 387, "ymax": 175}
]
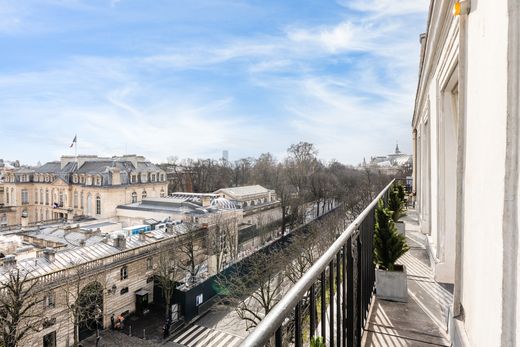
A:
[{"xmin": 172, "ymin": 324, "xmax": 243, "ymax": 347}]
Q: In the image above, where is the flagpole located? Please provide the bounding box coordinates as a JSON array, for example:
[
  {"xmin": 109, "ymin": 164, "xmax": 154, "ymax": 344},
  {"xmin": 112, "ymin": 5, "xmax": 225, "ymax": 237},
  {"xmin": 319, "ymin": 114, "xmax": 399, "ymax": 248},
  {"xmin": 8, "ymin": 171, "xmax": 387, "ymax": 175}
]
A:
[{"xmin": 75, "ymin": 135, "xmax": 78, "ymax": 165}]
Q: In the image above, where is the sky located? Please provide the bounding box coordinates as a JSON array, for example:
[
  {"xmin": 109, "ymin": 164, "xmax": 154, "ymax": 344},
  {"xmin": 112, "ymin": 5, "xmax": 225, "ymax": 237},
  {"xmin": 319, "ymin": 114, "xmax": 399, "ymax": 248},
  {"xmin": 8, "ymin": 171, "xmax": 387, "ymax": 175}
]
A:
[{"xmin": 0, "ymin": 0, "xmax": 429, "ymax": 165}]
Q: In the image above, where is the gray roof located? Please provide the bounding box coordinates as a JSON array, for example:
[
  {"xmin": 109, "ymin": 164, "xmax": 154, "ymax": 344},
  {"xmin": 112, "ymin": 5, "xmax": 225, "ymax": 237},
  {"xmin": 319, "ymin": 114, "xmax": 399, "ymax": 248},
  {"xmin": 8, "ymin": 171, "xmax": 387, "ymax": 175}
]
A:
[
  {"xmin": 1, "ymin": 224, "xmax": 187, "ymax": 281},
  {"xmin": 215, "ymin": 185, "xmax": 270, "ymax": 199}
]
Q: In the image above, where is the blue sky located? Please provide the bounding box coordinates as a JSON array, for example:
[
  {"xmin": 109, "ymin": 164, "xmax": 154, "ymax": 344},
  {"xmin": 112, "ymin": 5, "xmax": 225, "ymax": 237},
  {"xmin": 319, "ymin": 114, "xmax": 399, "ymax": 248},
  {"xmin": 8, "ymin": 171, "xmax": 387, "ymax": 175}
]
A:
[{"xmin": 0, "ymin": 0, "xmax": 428, "ymax": 165}]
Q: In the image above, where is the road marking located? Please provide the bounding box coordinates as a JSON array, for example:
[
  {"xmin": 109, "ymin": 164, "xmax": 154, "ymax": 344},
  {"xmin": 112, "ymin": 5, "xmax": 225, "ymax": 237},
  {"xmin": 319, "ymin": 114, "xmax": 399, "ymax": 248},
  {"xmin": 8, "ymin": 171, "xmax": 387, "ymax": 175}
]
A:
[{"xmin": 175, "ymin": 324, "xmax": 205, "ymax": 343}]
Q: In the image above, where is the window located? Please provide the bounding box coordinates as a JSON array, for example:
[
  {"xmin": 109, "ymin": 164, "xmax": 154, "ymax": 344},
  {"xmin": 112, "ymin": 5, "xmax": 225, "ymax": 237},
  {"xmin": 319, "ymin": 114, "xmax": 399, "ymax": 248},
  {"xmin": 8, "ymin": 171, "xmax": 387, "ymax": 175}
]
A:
[
  {"xmin": 6, "ymin": 189, "xmax": 9, "ymax": 205},
  {"xmin": 142, "ymin": 191, "xmax": 147, "ymax": 199},
  {"xmin": 96, "ymin": 196, "xmax": 101, "ymax": 215},
  {"xmin": 42, "ymin": 331, "xmax": 56, "ymax": 347},
  {"xmin": 80, "ymin": 192, "xmax": 84, "ymax": 208},
  {"xmin": 120, "ymin": 287, "xmax": 129, "ymax": 295},
  {"xmin": 73, "ymin": 192, "xmax": 78, "ymax": 208},
  {"xmin": 34, "ymin": 189, "xmax": 38, "ymax": 204},
  {"xmin": 21, "ymin": 189, "xmax": 29, "ymax": 205},
  {"xmin": 44, "ymin": 292, "xmax": 56, "ymax": 308},
  {"xmin": 73, "ymin": 174, "xmax": 78, "ymax": 183},
  {"xmin": 131, "ymin": 174, "xmax": 137, "ymax": 184},
  {"xmin": 146, "ymin": 257, "xmax": 153, "ymax": 270},
  {"xmin": 131, "ymin": 192, "xmax": 137, "ymax": 203},
  {"xmin": 120, "ymin": 266, "xmax": 128, "ymax": 280},
  {"xmin": 45, "ymin": 190, "xmax": 49, "ymax": 205},
  {"xmin": 40, "ymin": 189, "xmax": 43, "ymax": 205},
  {"xmin": 80, "ymin": 175, "xmax": 85, "ymax": 184}
]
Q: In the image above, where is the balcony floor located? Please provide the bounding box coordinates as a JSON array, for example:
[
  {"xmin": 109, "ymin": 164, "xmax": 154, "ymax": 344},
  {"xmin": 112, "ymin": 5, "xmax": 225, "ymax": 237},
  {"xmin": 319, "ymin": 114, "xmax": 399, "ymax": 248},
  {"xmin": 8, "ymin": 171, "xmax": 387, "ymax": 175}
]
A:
[{"xmin": 362, "ymin": 210, "xmax": 453, "ymax": 347}]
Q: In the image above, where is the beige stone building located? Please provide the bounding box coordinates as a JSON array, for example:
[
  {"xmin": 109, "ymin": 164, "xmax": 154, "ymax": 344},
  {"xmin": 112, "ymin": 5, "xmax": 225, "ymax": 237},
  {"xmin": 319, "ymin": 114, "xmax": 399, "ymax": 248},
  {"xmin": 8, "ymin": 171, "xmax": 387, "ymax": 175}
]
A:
[
  {"xmin": 1, "ymin": 223, "xmax": 192, "ymax": 347},
  {"xmin": 1, "ymin": 155, "xmax": 167, "ymax": 227}
]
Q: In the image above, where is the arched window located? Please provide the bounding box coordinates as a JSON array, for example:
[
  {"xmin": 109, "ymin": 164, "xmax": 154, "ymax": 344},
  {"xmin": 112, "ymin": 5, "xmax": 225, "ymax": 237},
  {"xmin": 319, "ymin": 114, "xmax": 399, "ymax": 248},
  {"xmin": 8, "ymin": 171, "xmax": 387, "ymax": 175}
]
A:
[
  {"xmin": 96, "ymin": 196, "xmax": 101, "ymax": 215},
  {"xmin": 131, "ymin": 192, "xmax": 137, "ymax": 203},
  {"xmin": 142, "ymin": 190, "xmax": 147, "ymax": 199},
  {"xmin": 6, "ymin": 189, "xmax": 9, "ymax": 205},
  {"xmin": 73, "ymin": 192, "xmax": 78, "ymax": 208}
]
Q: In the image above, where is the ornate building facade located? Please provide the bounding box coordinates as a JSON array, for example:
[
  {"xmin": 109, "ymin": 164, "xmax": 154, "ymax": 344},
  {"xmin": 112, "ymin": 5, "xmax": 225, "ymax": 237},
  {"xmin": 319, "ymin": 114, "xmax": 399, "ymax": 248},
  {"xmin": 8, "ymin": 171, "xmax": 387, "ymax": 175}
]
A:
[{"xmin": 1, "ymin": 155, "xmax": 167, "ymax": 227}]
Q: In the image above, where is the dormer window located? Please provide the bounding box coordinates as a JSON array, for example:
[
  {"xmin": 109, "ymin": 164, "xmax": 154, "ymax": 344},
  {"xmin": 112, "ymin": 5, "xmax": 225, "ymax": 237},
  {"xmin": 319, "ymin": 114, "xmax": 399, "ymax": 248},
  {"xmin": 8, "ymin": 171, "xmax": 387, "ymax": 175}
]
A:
[
  {"xmin": 80, "ymin": 175, "xmax": 85, "ymax": 184},
  {"xmin": 73, "ymin": 174, "xmax": 78, "ymax": 184},
  {"xmin": 96, "ymin": 175, "xmax": 102, "ymax": 186},
  {"xmin": 131, "ymin": 174, "xmax": 137, "ymax": 184}
]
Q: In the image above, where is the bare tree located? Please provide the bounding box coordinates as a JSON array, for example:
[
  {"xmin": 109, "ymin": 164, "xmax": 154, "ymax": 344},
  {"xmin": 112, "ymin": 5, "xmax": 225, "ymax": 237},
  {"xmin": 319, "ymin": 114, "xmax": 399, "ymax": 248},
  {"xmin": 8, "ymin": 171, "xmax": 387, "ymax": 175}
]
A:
[
  {"xmin": 178, "ymin": 223, "xmax": 208, "ymax": 285},
  {"xmin": 218, "ymin": 250, "xmax": 287, "ymax": 331},
  {"xmin": 155, "ymin": 249, "xmax": 181, "ymax": 322},
  {"xmin": 61, "ymin": 267, "xmax": 105, "ymax": 347},
  {"xmin": 208, "ymin": 212, "xmax": 239, "ymax": 274},
  {"xmin": 0, "ymin": 269, "xmax": 43, "ymax": 347}
]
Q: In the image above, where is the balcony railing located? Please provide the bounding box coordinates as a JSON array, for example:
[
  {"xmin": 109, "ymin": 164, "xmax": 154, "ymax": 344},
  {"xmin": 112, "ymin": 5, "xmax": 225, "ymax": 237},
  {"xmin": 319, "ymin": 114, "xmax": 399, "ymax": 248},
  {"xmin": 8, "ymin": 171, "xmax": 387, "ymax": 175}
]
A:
[{"xmin": 242, "ymin": 180, "xmax": 394, "ymax": 347}]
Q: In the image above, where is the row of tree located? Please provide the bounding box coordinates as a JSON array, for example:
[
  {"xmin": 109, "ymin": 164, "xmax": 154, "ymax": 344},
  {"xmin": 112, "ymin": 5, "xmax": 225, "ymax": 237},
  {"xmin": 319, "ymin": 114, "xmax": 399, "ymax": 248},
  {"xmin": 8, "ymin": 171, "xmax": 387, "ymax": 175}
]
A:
[{"xmin": 164, "ymin": 142, "xmax": 391, "ymax": 233}]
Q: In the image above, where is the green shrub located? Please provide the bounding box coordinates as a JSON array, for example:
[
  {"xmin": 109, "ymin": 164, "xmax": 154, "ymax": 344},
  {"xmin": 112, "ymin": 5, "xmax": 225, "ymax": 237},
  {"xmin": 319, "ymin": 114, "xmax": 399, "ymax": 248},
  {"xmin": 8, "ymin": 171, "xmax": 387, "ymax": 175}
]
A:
[
  {"xmin": 373, "ymin": 200, "xmax": 409, "ymax": 271},
  {"xmin": 310, "ymin": 336, "xmax": 325, "ymax": 347},
  {"xmin": 395, "ymin": 183, "xmax": 406, "ymax": 203},
  {"xmin": 387, "ymin": 188, "xmax": 405, "ymax": 223}
]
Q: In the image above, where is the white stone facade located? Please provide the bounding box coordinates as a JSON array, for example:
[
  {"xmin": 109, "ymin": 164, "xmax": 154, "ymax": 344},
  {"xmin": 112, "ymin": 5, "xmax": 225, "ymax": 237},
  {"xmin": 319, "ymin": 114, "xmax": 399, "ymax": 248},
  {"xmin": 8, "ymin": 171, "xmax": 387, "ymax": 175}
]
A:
[{"xmin": 412, "ymin": 1, "xmax": 520, "ymax": 346}]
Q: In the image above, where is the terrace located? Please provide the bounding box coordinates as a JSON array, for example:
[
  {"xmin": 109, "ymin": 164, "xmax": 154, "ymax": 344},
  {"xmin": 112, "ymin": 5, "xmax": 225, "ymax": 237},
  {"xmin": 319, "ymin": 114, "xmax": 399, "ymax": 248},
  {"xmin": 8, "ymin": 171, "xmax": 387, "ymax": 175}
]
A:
[{"xmin": 242, "ymin": 181, "xmax": 453, "ymax": 347}]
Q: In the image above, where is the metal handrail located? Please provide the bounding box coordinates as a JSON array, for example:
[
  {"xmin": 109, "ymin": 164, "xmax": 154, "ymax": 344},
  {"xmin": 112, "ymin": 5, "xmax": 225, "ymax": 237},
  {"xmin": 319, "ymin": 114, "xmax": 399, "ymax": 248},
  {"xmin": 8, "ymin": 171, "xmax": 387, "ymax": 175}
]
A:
[{"xmin": 242, "ymin": 179, "xmax": 395, "ymax": 346}]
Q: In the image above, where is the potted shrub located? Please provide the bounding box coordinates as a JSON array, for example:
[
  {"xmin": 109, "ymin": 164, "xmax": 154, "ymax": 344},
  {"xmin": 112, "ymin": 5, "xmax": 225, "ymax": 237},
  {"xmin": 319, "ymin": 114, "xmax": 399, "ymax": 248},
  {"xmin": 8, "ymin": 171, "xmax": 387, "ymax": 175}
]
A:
[
  {"xmin": 388, "ymin": 188, "xmax": 406, "ymax": 235},
  {"xmin": 396, "ymin": 183, "xmax": 406, "ymax": 207},
  {"xmin": 374, "ymin": 200, "xmax": 410, "ymax": 302}
]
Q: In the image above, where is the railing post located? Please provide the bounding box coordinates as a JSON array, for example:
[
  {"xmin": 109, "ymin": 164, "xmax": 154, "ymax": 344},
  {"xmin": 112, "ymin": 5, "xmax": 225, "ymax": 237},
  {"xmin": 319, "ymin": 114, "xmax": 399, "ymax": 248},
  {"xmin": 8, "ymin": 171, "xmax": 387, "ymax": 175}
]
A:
[
  {"xmin": 321, "ymin": 271, "xmax": 326, "ymax": 343},
  {"xmin": 329, "ymin": 261, "xmax": 335, "ymax": 347},
  {"xmin": 295, "ymin": 301, "xmax": 302, "ymax": 347},
  {"xmin": 346, "ymin": 236, "xmax": 354, "ymax": 346},
  {"xmin": 336, "ymin": 252, "xmax": 341, "ymax": 347},
  {"xmin": 342, "ymin": 244, "xmax": 347, "ymax": 347},
  {"xmin": 310, "ymin": 283, "xmax": 316, "ymax": 340},
  {"xmin": 356, "ymin": 232, "xmax": 362, "ymax": 347}
]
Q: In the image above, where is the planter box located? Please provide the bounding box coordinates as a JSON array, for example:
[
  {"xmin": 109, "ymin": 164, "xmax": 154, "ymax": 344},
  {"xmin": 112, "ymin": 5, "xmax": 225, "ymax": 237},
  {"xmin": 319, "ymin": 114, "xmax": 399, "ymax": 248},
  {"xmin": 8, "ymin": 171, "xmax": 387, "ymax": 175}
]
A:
[
  {"xmin": 396, "ymin": 221, "xmax": 406, "ymax": 236},
  {"xmin": 375, "ymin": 265, "xmax": 408, "ymax": 302}
]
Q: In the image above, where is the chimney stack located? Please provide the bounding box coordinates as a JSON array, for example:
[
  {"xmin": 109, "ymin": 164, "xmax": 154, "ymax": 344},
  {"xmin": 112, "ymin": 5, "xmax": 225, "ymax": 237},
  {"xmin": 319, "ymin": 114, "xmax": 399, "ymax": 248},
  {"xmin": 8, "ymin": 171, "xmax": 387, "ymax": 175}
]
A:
[
  {"xmin": 115, "ymin": 234, "xmax": 126, "ymax": 250},
  {"xmin": 3, "ymin": 254, "xmax": 16, "ymax": 267},
  {"xmin": 43, "ymin": 248, "xmax": 56, "ymax": 262}
]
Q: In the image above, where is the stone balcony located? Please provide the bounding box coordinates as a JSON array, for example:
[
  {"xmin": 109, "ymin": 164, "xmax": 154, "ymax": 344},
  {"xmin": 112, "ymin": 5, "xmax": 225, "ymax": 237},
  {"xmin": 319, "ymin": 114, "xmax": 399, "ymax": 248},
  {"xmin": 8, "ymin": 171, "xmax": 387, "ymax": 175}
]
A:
[{"xmin": 362, "ymin": 210, "xmax": 453, "ymax": 347}]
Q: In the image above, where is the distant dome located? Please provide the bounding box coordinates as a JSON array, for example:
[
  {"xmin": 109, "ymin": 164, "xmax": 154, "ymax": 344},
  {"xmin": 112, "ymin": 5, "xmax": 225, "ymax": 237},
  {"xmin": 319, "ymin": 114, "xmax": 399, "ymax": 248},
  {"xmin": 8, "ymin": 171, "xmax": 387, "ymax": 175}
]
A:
[{"xmin": 211, "ymin": 197, "xmax": 237, "ymax": 210}]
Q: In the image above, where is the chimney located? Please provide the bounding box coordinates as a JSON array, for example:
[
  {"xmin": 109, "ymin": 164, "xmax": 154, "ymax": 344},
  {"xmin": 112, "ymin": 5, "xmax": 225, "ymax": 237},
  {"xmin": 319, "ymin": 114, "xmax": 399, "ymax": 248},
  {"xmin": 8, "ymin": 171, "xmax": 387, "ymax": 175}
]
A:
[
  {"xmin": 138, "ymin": 230, "xmax": 146, "ymax": 241},
  {"xmin": 3, "ymin": 254, "xmax": 16, "ymax": 267},
  {"xmin": 201, "ymin": 196, "xmax": 211, "ymax": 208},
  {"xmin": 79, "ymin": 240, "xmax": 86, "ymax": 247},
  {"xmin": 115, "ymin": 234, "xmax": 126, "ymax": 250},
  {"xmin": 43, "ymin": 248, "xmax": 56, "ymax": 262}
]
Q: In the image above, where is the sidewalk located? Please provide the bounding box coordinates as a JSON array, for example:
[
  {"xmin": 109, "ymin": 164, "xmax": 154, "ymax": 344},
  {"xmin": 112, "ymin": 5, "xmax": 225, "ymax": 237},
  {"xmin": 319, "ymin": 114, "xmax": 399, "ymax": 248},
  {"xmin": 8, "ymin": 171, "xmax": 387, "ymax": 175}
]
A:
[{"xmin": 362, "ymin": 210, "xmax": 453, "ymax": 347}]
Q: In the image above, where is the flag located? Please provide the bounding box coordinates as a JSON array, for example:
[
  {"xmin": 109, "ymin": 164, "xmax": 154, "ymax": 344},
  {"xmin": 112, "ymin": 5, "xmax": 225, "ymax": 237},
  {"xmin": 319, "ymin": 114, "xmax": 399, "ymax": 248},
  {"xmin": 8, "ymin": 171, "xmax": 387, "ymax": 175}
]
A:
[{"xmin": 70, "ymin": 135, "xmax": 77, "ymax": 148}]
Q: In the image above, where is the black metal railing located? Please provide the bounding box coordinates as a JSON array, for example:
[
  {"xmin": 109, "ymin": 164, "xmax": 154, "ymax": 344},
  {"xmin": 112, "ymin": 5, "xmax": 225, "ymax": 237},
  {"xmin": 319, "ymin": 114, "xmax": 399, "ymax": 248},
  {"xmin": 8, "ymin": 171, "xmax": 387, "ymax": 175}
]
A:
[{"xmin": 242, "ymin": 180, "xmax": 394, "ymax": 347}]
